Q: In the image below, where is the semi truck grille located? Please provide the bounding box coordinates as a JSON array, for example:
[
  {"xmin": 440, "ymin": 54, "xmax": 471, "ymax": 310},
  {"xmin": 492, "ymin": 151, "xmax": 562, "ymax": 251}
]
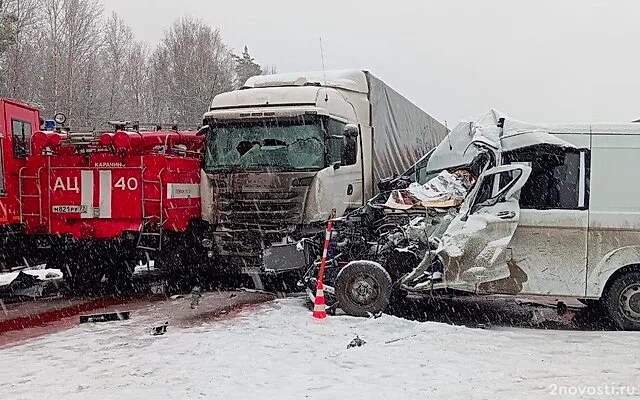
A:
[{"xmin": 214, "ymin": 191, "xmax": 303, "ymax": 272}]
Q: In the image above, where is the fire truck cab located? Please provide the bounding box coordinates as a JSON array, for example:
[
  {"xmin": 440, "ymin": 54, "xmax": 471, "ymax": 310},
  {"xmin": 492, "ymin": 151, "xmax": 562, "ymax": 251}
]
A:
[{"xmin": 0, "ymin": 98, "xmax": 42, "ymax": 266}]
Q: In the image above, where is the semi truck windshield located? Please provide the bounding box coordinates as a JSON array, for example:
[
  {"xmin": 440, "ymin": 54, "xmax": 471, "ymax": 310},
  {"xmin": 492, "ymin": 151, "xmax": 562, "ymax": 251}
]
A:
[{"xmin": 204, "ymin": 118, "xmax": 326, "ymax": 172}]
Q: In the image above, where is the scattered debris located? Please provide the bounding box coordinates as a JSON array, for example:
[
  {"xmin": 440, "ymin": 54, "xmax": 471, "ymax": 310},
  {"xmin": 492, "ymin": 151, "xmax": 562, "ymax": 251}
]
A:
[
  {"xmin": 79, "ymin": 311, "xmax": 131, "ymax": 324},
  {"xmin": 384, "ymin": 169, "xmax": 474, "ymax": 210},
  {"xmin": 531, "ymin": 308, "xmax": 576, "ymax": 328},
  {"xmin": 556, "ymin": 301, "xmax": 568, "ymax": 315},
  {"xmin": 150, "ymin": 322, "xmax": 169, "ymax": 336},
  {"xmin": 367, "ymin": 311, "xmax": 383, "ymax": 319},
  {"xmin": 0, "ymin": 268, "xmax": 64, "ymax": 299},
  {"xmin": 133, "ymin": 260, "xmax": 159, "ymax": 276},
  {"xmin": 190, "ymin": 286, "xmax": 202, "ymax": 309},
  {"xmin": 240, "ymin": 288, "xmax": 276, "ymax": 295},
  {"xmin": 385, "ymin": 334, "xmax": 418, "ymax": 345},
  {"xmin": 347, "ymin": 335, "xmax": 367, "ymax": 349}
]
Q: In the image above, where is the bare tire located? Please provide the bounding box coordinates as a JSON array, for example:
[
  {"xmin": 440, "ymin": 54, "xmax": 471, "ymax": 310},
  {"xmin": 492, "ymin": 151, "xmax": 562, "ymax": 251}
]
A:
[
  {"xmin": 335, "ymin": 261, "xmax": 392, "ymax": 317},
  {"xmin": 603, "ymin": 271, "xmax": 640, "ymax": 330}
]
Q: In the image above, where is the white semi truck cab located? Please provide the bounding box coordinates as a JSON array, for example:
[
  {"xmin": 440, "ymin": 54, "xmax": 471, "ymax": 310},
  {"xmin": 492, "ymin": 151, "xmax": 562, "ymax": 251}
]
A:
[{"xmin": 200, "ymin": 70, "xmax": 448, "ymax": 276}]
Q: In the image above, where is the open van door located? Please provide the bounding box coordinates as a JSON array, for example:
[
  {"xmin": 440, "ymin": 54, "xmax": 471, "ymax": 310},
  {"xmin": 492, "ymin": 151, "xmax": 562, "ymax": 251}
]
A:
[{"xmin": 438, "ymin": 164, "xmax": 532, "ymax": 293}]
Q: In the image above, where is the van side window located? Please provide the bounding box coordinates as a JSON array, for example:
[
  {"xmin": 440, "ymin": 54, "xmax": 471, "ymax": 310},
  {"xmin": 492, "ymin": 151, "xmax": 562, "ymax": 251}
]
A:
[
  {"xmin": 472, "ymin": 168, "xmax": 522, "ymax": 213},
  {"xmin": 12, "ymin": 119, "xmax": 32, "ymax": 158},
  {"xmin": 503, "ymin": 145, "xmax": 587, "ymax": 210}
]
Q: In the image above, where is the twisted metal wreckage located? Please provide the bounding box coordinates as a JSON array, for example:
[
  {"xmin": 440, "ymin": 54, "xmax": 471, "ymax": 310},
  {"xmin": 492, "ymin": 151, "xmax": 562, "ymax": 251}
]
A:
[{"xmin": 298, "ymin": 110, "xmax": 577, "ymax": 316}]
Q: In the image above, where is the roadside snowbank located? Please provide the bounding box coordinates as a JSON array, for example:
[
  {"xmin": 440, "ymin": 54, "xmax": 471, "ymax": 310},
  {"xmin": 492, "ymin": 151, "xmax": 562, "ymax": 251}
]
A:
[{"xmin": 0, "ymin": 299, "xmax": 637, "ymax": 399}]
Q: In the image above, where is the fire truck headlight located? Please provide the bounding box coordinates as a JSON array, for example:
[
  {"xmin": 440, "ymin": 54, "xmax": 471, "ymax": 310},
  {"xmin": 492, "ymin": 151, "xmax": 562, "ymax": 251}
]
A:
[{"xmin": 54, "ymin": 113, "xmax": 67, "ymax": 125}]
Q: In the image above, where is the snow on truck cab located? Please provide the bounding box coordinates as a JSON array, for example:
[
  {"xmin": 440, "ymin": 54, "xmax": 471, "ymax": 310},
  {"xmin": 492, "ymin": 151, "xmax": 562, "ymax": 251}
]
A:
[
  {"xmin": 301, "ymin": 110, "xmax": 640, "ymax": 330},
  {"xmin": 199, "ymin": 70, "xmax": 448, "ymax": 282}
]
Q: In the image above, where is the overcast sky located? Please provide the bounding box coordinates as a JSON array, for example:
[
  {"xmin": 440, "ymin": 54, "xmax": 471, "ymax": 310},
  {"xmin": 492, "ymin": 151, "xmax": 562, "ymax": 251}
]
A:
[{"xmin": 104, "ymin": 0, "xmax": 638, "ymax": 125}]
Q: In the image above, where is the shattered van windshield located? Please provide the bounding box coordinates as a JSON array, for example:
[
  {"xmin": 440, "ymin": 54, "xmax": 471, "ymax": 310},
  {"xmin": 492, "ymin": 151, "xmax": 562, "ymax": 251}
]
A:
[{"xmin": 204, "ymin": 116, "xmax": 325, "ymax": 172}]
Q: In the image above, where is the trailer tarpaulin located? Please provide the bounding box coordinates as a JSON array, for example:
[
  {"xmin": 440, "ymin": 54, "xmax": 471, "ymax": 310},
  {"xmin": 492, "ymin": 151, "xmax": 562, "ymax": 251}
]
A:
[{"xmin": 366, "ymin": 73, "xmax": 449, "ymax": 190}]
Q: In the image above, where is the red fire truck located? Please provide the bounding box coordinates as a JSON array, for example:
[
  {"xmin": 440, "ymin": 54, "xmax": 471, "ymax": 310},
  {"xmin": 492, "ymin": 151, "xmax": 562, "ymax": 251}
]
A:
[{"xmin": 1, "ymin": 98, "xmax": 207, "ymax": 295}]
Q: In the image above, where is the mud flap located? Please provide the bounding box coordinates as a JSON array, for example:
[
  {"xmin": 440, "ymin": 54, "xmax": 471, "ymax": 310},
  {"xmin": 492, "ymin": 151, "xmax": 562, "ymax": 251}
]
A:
[{"xmin": 438, "ymin": 164, "xmax": 532, "ymax": 292}]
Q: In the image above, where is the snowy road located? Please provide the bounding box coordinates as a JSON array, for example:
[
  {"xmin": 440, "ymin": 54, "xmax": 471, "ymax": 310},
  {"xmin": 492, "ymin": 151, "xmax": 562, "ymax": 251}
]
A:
[{"xmin": 0, "ymin": 298, "xmax": 638, "ymax": 399}]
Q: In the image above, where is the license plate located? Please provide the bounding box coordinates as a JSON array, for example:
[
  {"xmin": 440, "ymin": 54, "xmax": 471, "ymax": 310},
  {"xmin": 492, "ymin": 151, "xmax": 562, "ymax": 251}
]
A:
[
  {"xmin": 52, "ymin": 205, "xmax": 88, "ymax": 213},
  {"xmin": 263, "ymin": 244, "xmax": 306, "ymax": 272}
]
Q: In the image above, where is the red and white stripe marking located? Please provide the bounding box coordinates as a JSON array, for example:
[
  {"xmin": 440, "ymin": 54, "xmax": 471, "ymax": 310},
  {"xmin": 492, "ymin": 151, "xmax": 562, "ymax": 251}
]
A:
[
  {"xmin": 80, "ymin": 170, "xmax": 94, "ymax": 219},
  {"xmin": 98, "ymin": 170, "xmax": 112, "ymax": 219}
]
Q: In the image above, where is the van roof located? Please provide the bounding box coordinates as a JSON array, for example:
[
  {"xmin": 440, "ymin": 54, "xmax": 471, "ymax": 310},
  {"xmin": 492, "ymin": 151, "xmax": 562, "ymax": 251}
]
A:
[{"xmin": 545, "ymin": 123, "xmax": 640, "ymax": 135}]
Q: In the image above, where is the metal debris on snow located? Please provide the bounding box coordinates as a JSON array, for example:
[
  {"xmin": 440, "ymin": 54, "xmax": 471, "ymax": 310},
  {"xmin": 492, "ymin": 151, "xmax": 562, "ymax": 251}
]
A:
[
  {"xmin": 150, "ymin": 322, "xmax": 169, "ymax": 336},
  {"xmin": 347, "ymin": 335, "xmax": 367, "ymax": 349}
]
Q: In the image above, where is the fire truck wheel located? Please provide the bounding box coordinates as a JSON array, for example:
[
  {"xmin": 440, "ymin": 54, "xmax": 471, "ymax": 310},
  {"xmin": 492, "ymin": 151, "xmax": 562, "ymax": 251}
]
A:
[
  {"xmin": 104, "ymin": 259, "xmax": 134, "ymax": 295},
  {"xmin": 162, "ymin": 249, "xmax": 191, "ymax": 295},
  {"xmin": 62, "ymin": 260, "xmax": 104, "ymax": 297}
]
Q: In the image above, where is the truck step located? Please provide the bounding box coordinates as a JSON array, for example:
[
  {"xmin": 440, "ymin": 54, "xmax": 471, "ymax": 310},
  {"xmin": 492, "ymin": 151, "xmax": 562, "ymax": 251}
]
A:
[{"xmin": 137, "ymin": 246, "xmax": 160, "ymax": 251}]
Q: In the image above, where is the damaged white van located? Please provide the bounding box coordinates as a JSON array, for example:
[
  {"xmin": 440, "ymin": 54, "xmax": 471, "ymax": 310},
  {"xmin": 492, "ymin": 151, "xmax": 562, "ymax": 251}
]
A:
[{"xmin": 300, "ymin": 110, "xmax": 640, "ymax": 330}]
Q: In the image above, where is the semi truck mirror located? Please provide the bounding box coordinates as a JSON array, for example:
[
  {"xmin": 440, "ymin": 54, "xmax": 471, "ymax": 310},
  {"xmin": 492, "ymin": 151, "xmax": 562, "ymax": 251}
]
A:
[
  {"xmin": 343, "ymin": 124, "xmax": 359, "ymax": 137},
  {"xmin": 333, "ymin": 162, "xmax": 342, "ymax": 170},
  {"xmin": 196, "ymin": 125, "xmax": 209, "ymax": 136},
  {"xmin": 342, "ymin": 135, "xmax": 357, "ymax": 166}
]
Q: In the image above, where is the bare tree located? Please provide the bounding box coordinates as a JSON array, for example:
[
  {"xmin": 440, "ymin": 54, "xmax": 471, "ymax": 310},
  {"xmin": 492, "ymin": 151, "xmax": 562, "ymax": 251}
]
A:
[
  {"xmin": 124, "ymin": 41, "xmax": 150, "ymax": 122},
  {"xmin": 146, "ymin": 44, "xmax": 170, "ymax": 124},
  {"xmin": 150, "ymin": 16, "xmax": 234, "ymax": 127},
  {"xmin": 34, "ymin": 0, "xmax": 64, "ymax": 114},
  {"xmin": 35, "ymin": 0, "xmax": 104, "ymax": 127},
  {"xmin": 0, "ymin": 0, "xmax": 15, "ymax": 60},
  {"xmin": 0, "ymin": 0, "xmax": 39, "ymax": 101},
  {"xmin": 262, "ymin": 64, "xmax": 278, "ymax": 76},
  {"xmin": 0, "ymin": 3, "xmax": 270, "ymax": 129},
  {"xmin": 101, "ymin": 12, "xmax": 134, "ymax": 120}
]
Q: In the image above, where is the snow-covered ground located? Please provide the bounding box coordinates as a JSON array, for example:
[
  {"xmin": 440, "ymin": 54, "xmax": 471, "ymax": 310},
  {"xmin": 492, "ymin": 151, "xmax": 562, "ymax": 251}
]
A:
[{"xmin": 0, "ymin": 298, "xmax": 638, "ymax": 399}]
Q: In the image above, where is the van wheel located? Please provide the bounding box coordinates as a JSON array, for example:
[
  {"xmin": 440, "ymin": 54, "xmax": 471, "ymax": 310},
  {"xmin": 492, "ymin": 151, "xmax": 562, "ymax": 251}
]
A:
[
  {"xmin": 335, "ymin": 261, "xmax": 392, "ymax": 317},
  {"xmin": 604, "ymin": 271, "xmax": 640, "ymax": 330}
]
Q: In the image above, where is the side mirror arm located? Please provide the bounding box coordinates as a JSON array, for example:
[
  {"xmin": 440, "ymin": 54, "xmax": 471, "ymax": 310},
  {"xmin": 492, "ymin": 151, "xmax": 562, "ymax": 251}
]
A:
[{"xmin": 196, "ymin": 125, "xmax": 210, "ymax": 136}]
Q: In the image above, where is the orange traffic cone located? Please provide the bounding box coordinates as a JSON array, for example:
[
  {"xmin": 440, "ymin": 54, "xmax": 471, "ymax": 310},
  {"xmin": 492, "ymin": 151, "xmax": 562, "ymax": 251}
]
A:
[
  {"xmin": 312, "ymin": 281, "xmax": 327, "ymax": 319},
  {"xmin": 312, "ymin": 209, "xmax": 335, "ymax": 319}
]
